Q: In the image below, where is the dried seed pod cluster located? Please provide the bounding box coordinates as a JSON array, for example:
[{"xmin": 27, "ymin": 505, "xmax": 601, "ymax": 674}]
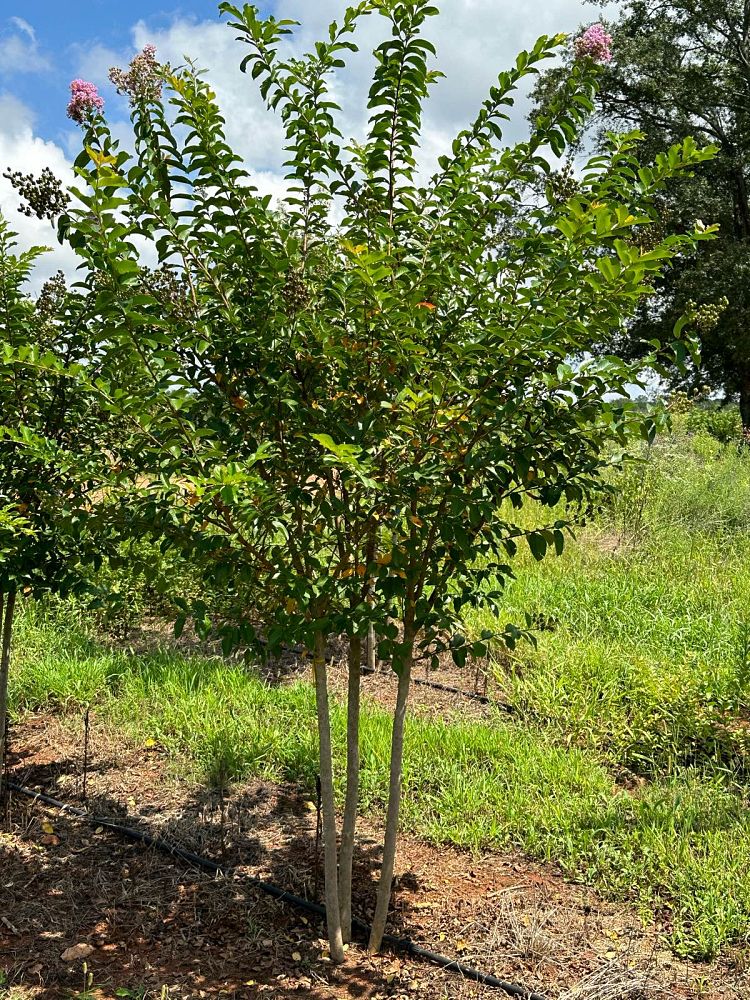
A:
[{"xmin": 2, "ymin": 167, "xmax": 70, "ymax": 221}]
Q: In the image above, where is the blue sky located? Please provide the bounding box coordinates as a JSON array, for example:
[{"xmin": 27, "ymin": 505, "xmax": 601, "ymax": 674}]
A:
[{"xmin": 1, "ymin": 2, "xmax": 240, "ymax": 144}]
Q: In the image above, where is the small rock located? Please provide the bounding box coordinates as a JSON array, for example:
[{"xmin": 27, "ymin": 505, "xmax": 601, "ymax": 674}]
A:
[{"xmin": 61, "ymin": 943, "xmax": 94, "ymax": 962}]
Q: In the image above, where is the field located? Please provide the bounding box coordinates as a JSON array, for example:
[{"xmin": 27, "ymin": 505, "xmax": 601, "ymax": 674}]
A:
[{"xmin": 3, "ymin": 418, "xmax": 750, "ymax": 998}]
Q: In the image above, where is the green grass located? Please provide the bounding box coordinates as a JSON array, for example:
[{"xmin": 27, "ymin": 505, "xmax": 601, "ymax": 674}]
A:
[{"xmin": 8, "ymin": 422, "xmax": 750, "ymax": 961}]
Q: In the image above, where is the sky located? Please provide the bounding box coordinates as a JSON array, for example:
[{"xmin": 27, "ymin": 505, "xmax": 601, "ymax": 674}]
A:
[{"xmin": 0, "ymin": 0, "xmax": 594, "ymax": 284}]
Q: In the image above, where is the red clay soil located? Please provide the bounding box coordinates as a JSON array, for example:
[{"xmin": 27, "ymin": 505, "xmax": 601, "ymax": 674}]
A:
[{"xmin": 2, "ymin": 714, "xmax": 748, "ymax": 1000}]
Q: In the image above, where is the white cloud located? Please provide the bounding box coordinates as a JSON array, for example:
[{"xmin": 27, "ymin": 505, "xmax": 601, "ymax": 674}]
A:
[
  {"xmin": 9, "ymin": 17, "xmax": 35, "ymax": 44},
  {"xmin": 0, "ymin": 95, "xmax": 79, "ymax": 291},
  {"xmin": 72, "ymin": 42, "xmax": 126, "ymax": 88},
  {"xmin": 0, "ymin": 17, "xmax": 50, "ymax": 73}
]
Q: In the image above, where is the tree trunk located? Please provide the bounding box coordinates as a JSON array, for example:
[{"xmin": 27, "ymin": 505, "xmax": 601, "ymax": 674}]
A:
[
  {"xmin": 740, "ymin": 380, "xmax": 750, "ymax": 436},
  {"xmin": 366, "ymin": 624, "xmax": 376, "ymax": 673},
  {"xmin": 368, "ymin": 642, "xmax": 413, "ymax": 954},
  {"xmin": 0, "ymin": 590, "xmax": 16, "ymax": 801},
  {"xmin": 312, "ymin": 634, "xmax": 345, "ymax": 964},
  {"xmin": 338, "ymin": 635, "xmax": 361, "ymax": 943}
]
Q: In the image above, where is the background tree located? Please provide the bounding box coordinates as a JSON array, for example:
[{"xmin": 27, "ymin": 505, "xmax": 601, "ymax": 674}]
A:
[
  {"xmin": 44, "ymin": 2, "xmax": 714, "ymax": 962},
  {"xmin": 533, "ymin": 0, "xmax": 750, "ymax": 428}
]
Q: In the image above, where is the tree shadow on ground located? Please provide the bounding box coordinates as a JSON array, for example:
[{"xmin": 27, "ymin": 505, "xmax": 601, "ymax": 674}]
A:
[{"xmin": 1, "ymin": 747, "xmax": 438, "ymax": 1000}]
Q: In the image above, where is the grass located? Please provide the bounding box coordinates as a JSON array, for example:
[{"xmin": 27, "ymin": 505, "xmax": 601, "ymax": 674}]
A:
[{"xmin": 8, "ymin": 421, "xmax": 750, "ymax": 962}]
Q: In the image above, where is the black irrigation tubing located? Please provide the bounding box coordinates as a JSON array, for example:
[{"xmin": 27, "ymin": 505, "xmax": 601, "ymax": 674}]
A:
[
  {"xmin": 411, "ymin": 674, "xmax": 515, "ymax": 711},
  {"xmin": 7, "ymin": 780, "xmax": 546, "ymax": 1000}
]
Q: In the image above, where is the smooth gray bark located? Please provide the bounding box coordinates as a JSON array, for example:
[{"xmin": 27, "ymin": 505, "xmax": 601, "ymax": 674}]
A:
[
  {"xmin": 0, "ymin": 590, "xmax": 16, "ymax": 800},
  {"xmin": 338, "ymin": 635, "xmax": 361, "ymax": 943},
  {"xmin": 368, "ymin": 649, "xmax": 412, "ymax": 953},
  {"xmin": 313, "ymin": 635, "xmax": 345, "ymax": 963}
]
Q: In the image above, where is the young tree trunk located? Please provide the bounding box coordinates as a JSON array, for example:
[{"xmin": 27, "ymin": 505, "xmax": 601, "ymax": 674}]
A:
[
  {"xmin": 368, "ymin": 640, "xmax": 413, "ymax": 954},
  {"xmin": 312, "ymin": 634, "xmax": 345, "ymax": 964},
  {"xmin": 338, "ymin": 634, "xmax": 361, "ymax": 943},
  {"xmin": 366, "ymin": 624, "xmax": 376, "ymax": 673},
  {"xmin": 0, "ymin": 590, "xmax": 16, "ymax": 801}
]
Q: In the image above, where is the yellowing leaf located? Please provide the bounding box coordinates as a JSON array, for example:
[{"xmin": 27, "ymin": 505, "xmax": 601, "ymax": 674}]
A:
[{"xmin": 86, "ymin": 146, "xmax": 116, "ymax": 169}]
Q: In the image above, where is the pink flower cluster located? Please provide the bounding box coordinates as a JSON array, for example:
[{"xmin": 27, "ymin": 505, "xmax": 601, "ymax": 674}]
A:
[
  {"xmin": 573, "ymin": 23, "xmax": 613, "ymax": 63},
  {"xmin": 109, "ymin": 44, "xmax": 163, "ymax": 105},
  {"xmin": 67, "ymin": 79, "xmax": 104, "ymax": 125}
]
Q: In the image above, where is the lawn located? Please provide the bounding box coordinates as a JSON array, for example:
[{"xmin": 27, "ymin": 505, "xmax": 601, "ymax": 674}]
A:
[{"xmin": 8, "ymin": 422, "xmax": 750, "ymax": 961}]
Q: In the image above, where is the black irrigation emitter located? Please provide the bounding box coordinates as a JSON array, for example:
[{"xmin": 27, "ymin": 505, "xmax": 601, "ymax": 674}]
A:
[{"xmin": 8, "ymin": 780, "xmax": 546, "ymax": 1000}]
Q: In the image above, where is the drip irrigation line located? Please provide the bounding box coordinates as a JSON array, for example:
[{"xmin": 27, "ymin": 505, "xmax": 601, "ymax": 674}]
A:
[
  {"xmin": 412, "ymin": 675, "xmax": 488, "ymax": 704},
  {"xmin": 8, "ymin": 780, "xmax": 546, "ymax": 1000},
  {"xmin": 411, "ymin": 674, "xmax": 514, "ymax": 710}
]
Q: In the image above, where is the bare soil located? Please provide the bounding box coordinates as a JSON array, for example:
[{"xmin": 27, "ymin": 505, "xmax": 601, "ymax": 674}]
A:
[{"xmin": 3, "ymin": 712, "xmax": 749, "ymax": 1000}]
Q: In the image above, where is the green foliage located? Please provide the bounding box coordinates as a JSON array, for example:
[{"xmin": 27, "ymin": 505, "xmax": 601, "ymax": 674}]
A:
[
  {"xmin": 0, "ymin": 217, "xmax": 115, "ymax": 600},
  {"xmin": 44, "ymin": 5, "xmax": 716, "ymax": 671},
  {"xmin": 470, "ymin": 425, "xmax": 750, "ymax": 778},
  {"xmin": 685, "ymin": 402, "xmax": 743, "ymax": 444}
]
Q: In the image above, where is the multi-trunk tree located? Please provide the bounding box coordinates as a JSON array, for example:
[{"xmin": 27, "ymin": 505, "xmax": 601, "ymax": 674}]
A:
[{"xmin": 20, "ymin": 1, "xmax": 715, "ymax": 961}]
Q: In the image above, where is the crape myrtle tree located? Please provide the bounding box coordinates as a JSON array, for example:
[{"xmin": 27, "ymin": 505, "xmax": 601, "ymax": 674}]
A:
[
  {"xmin": 533, "ymin": 1, "xmax": 750, "ymax": 429},
  {"xmin": 49, "ymin": 2, "xmax": 714, "ymax": 960},
  {"xmin": 0, "ymin": 216, "xmax": 116, "ymax": 797}
]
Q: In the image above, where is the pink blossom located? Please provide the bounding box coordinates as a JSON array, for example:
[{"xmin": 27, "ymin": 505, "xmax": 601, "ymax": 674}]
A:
[
  {"xmin": 67, "ymin": 79, "xmax": 104, "ymax": 125},
  {"xmin": 573, "ymin": 23, "xmax": 613, "ymax": 63},
  {"xmin": 109, "ymin": 44, "xmax": 163, "ymax": 104}
]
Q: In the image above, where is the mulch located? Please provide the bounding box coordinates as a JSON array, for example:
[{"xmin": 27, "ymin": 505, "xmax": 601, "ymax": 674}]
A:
[{"xmin": 2, "ymin": 710, "xmax": 748, "ymax": 1000}]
